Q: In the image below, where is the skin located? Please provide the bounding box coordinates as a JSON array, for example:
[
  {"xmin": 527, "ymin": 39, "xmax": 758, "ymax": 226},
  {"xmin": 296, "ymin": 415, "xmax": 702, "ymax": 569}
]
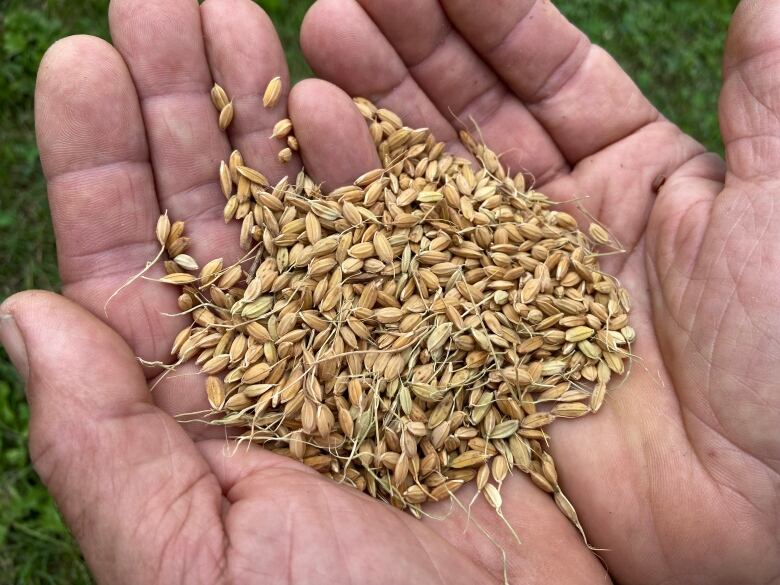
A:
[{"xmin": 0, "ymin": 0, "xmax": 778, "ymax": 583}]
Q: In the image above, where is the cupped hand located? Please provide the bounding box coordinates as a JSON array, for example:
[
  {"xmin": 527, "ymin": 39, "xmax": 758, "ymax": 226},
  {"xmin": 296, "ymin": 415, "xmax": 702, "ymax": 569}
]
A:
[
  {"xmin": 300, "ymin": 0, "xmax": 780, "ymax": 584},
  {"xmin": 0, "ymin": 0, "xmax": 776, "ymax": 584}
]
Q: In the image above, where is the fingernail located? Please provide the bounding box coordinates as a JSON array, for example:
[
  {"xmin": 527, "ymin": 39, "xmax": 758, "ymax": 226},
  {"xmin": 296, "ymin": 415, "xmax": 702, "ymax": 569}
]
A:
[{"xmin": 0, "ymin": 312, "xmax": 29, "ymax": 381}]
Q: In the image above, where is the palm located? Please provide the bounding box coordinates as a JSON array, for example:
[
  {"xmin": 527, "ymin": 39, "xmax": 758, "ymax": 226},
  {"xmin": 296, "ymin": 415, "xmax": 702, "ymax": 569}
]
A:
[{"xmin": 24, "ymin": 0, "xmax": 778, "ymax": 583}]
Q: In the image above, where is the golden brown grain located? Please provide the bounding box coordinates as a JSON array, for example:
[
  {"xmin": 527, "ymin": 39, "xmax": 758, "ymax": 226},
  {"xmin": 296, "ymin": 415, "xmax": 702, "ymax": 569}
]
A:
[
  {"xmin": 218, "ymin": 102, "xmax": 234, "ymax": 131},
  {"xmin": 278, "ymin": 147, "xmax": 292, "ymax": 163},
  {"xmin": 271, "ymin": 118, "xmax": 293, "ymax": 139},
  {"xmin": 211, "ymin": 83, "xmax": 229, "ymax": 111},
  {"xmin": 263, "ymin": 76, "xmax": 282, "ymax": 108}
]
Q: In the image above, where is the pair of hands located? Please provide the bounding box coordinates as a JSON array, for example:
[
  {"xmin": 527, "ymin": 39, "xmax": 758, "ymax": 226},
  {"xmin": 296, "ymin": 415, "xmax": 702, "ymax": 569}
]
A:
[{"xmin": 0, "ymin": 0, "xmax": 778, "ymax": 583}]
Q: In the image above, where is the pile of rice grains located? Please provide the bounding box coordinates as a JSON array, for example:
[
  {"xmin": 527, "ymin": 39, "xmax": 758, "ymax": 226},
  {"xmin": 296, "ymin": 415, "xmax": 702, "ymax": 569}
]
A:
[{"xmin": 150, "ymin": 77, "xmax": 634, "ymax": 542}]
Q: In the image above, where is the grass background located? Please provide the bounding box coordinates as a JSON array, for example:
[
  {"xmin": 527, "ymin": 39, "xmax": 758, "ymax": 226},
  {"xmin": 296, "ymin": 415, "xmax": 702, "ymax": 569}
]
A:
[{"xmin": 0, "ymin": 0, "xmax": 738, "ymax": 582}]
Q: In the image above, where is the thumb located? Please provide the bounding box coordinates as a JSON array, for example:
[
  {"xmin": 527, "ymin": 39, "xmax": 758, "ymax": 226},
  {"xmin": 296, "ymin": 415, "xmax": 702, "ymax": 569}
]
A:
[
  {"xmin": 720, "ymin": 0, "xmax": 780, "ymax": 183},
  {"xmin": 0, "ymin": 291, "xmax": 225, "ymax": 584}
]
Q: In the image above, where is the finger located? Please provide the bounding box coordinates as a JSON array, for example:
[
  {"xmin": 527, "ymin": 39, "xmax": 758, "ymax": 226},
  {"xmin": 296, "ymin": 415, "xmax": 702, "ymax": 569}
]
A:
[
  {"xmin": 288, "ymin": 78, "xmax": 380, "ymax": 189},
  {"xmin": 35, "ymin": 35, "xmax": 183, "ymax": 366},
  {"xmin": 201, "ymin": 0, "xmax": 299, "ymax": 182},
  {"xmin": 109, "ymin": 0, "xmax": 240, "ymax": 263},
  {"xmin": 355, "ymin": 0, "xmax": 568, "ymax": 182},
  {"xmin": 0, "ymin": 291, "xmax": 225, "ymax": 585},
  {"xmin": 440, "ymin": 0, "xmax": 659, "ymax": 163},
  {"xmin": 721, "ymin": 0, "xmax": 780, "ymax": 184},
  {"xmin": 301, "ymin": 0, "xmax": 468, "ymax": 158}
]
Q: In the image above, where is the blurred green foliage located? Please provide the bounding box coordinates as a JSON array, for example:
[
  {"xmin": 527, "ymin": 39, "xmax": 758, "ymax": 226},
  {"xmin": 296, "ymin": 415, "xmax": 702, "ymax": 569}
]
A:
[{"xmin": 0, "ymin": 0, "xmax": 736, "ymax": 582}]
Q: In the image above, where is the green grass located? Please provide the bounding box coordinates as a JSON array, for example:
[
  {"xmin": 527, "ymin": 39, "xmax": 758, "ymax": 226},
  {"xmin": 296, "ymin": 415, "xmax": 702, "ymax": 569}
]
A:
[{"xmin": 0, "ymin": 1, "xmax": 735, "ymax": 582}]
